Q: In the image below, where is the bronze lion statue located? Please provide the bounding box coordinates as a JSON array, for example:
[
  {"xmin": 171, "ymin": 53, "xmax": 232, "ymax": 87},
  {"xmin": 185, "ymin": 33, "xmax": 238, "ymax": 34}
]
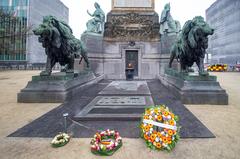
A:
[
  {"xmin": 33, "ymin": 16, "xmax": 89, "ymax": 76},
  {"xmin": 169, "ymin": 16, "xmax": 214, "ymax": 75}
]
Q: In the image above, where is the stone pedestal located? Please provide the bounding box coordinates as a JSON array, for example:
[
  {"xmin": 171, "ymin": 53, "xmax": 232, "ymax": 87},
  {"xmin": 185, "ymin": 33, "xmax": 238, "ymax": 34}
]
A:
[
  {"xmin": 81, "ymin": 33, "xmax": 103, "ymax": 53},
  {"xmin": 160, "ymin": 34, "xmax": 177, "ymax": 54},
  {"xmin": 158, "ymin": 68, "xmax": 228, "ymax": 105},
  {"xmin": 18, "ymin": 71, "xmax": 103, "ymax": 103}
]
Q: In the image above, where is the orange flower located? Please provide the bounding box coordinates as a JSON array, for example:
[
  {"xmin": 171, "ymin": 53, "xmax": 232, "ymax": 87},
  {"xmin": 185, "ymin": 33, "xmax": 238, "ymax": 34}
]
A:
[
  {"xmin": 162, "ymin": 137, "xmax": 168, "ymax": 143},
  {"xmin": 150, "ymin": 134, "xmax": 156, "ymax": 141},
  {"xmin": 144, "ymin": 134, "xmax": 149, "ymax": 140},
  {"xmin": 156, "ymin": 142, "xmax": 162, "ymax": 149},
  {"xmin": 157, "ymin": 115, "xmax": 162, "ymax": 121},
  {"xmin": 168, "ymin": 140, "xmax": 172, "ymax": 144},
  {"xmin": 167, "ymin": 137, "xmax": 172, "ymax": 141},
  {"xmin": 153, "ymin": 130, "xmax": 157, "ymax": 134},
  {"xmin": 144, "ymin": 126, "xmax": 150, "ymax": 132},
  {"xmin": 168, "ymin": 130, "xmax": 173, "ymax": 136},
  {"xmin": 169, "ymin": 120, "xmax": 175, "ymax": 126}
]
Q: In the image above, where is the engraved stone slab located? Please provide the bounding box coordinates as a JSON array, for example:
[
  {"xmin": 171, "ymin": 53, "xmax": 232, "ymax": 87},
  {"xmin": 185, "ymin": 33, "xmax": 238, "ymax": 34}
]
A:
[
  {"xmin": 99, "ymin": 81, "xmax": 151, "ymax": 95},
  {"xmin": 96, "ymin": 96, "xmax": 146, "ymax": 106},
  {"xmin": 114, "ymin": 0, "xmax": 152, "ymax": 8}
]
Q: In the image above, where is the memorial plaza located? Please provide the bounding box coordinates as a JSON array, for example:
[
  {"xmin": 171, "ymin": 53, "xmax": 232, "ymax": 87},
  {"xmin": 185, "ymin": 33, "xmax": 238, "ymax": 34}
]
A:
[{"xmin": 0, "ymin": 71, "xmax": 239, "ymax": 158}]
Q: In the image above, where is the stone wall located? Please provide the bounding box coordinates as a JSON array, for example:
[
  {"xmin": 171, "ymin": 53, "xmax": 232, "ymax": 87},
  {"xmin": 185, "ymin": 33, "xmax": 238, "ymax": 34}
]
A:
[
  {"xmin": 26, "ymin": 0, "xmax": 69, "ymax": 64},
  {"xmin": 206, "ymin": 0, "xmax": 240, "ymax": 64},
  {"xmin": 82, "ymin": 34, "xmax": 167, "ymax": 79}
]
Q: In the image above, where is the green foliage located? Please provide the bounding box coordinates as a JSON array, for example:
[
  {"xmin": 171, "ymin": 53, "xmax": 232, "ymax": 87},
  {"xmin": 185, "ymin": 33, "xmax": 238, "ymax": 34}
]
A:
[{"xmin": 91, "ymin": 141, "xmax": 122, "ymax": 156}]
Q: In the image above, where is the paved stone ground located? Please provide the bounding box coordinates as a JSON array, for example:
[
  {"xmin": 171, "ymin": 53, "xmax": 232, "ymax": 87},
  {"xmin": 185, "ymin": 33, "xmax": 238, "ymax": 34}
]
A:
[
  {"xmin": 0, "ymin": 71, "xmax": 240, "ymax": 159},
  {"xmin": 9, "ymin": 79, "xmax": 214, "ymax": 138}
]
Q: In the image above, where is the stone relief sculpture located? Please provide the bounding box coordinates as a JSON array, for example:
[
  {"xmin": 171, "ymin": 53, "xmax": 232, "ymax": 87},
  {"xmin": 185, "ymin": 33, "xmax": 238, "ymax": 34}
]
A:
[
  {"xmin": 33, "ymin": 16, "xmax": 89, "ymax": 76},
  {"xmin": 160, "ymin": 3, "xmax": 181, "ymax": 35},
  {"xmin": 169, "ymin": 16, "xmax": 214, "ymax": 75},
  {"xmin": 104, "ymin": 12, "xmax": 160, "ymax": 41},
  {"xmin": 86, "ymin": 2, "xmax": 105, "ymax": 34}
]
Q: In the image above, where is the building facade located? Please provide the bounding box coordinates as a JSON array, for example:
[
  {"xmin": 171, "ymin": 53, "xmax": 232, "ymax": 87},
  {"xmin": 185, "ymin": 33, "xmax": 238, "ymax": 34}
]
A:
[
  {"xmin": 206, "ymin": 0, "xmax": 240, "ymax": 64},
  {"xmin": 0, "ymin": 0, "xmax": 68, "ymax": 66}
]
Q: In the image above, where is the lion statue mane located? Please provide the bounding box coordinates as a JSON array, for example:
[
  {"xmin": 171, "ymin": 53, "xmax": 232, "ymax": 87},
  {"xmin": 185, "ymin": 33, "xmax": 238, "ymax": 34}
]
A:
[
  {"xmin": 169, "ymin": 16, "xmax": 214, "ymax": 75},
  {"xmin": 33, "ymin": 16, "xmax": 89, "ymax": 76}
]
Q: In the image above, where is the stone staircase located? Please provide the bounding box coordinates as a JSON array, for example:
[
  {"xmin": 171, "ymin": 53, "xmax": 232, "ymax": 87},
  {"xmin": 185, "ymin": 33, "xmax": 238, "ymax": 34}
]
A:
[{"xmin": 74, "ymin": 81, "xmax": 154, "ymax": 121}]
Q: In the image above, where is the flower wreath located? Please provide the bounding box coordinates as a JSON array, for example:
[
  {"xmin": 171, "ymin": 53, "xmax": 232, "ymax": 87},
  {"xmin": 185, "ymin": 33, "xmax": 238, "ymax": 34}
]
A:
[
  {"xmin": 51, "ymin": 133, "xmax": 70, "ymax": 148},
  {"xmin": 90, "ymin": 129, "xmax": 122, "ymax": 156},
  {"xmin": 140, "ymin": 105, "xmax": 180, "ymax": 151}
]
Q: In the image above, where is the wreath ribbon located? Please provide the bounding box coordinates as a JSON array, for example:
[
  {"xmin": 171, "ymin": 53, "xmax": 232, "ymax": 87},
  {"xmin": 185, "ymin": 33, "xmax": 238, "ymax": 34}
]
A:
[{"xmin": 143, "ymin": 119, "xmax": 177, "ymax": 130}]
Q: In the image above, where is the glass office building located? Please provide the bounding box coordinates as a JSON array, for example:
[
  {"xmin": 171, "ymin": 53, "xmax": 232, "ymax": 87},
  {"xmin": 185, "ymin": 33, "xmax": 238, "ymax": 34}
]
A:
[
  {"xmin": 0, "ymin": 0, "xmax": 28, "ymax": 61},
  {"xmin": 0, "ymin": 0, "xmax": 68, "ymax": 65},
  {"xmin": 206, "ymin": 0, "xmax": 240, "ymax": 64}
]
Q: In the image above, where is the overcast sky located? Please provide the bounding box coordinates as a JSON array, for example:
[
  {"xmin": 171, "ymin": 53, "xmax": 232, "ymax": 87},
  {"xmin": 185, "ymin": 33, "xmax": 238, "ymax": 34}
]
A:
[{"xmin": 60, "ymin": 0, "xmax": 216, "ymax": 38}]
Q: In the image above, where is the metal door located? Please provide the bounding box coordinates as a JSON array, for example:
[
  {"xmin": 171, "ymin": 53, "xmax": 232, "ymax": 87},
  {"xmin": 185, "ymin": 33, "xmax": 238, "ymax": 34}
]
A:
[{"xmin": 125, "ymin": 50, "xmax": 138, "ymax": 76}]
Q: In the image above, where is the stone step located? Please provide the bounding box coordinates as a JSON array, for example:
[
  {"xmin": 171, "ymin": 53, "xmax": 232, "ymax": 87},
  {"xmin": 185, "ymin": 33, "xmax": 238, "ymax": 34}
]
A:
[{"xmin": 74, "ymin": 114, "xmax": 142, "ymax": 121}]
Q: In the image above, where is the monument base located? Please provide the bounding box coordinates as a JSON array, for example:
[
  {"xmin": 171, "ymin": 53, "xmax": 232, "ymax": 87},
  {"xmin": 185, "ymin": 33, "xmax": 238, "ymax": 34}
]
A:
[
  {"xmin": 160, "ymin": 34, "xmax": 178, "ymax": 54},
  {"xmin": 18, "ymin": 71, "xmax": 103, "ymax": 103},
  {"xmin": 158, "ymin": 68, "xmax": 228, "ymax": 105}
]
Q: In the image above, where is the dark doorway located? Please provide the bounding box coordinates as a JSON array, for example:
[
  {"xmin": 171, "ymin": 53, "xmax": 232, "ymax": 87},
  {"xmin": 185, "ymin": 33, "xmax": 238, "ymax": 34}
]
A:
[{"xmin": 125, "ymin": 50, "xmax": 138, "ymax": 76}]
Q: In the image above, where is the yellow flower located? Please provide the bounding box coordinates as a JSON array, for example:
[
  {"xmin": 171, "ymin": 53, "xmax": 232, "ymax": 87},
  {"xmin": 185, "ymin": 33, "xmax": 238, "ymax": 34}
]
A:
[
  {"xmin": 168, "ymin": 130, "xmax": 173, "ymax": 136},
  {"xmin": 157, "ymin": 115, "xmax": 162, "ymax": 121},
  {"xmin": 169, "ymin": 120, "xmax": 174, "ymax": 126},
  {"xmin": 154, "ymin": 109, "xmax": 159, "ymax": 114},
  {"xmin": 146, "ymin": 110, "xmax": 151, "ymax": 115},
  {"xmin": 157, "ymin": 132, "xmax": 162, "ymax": 138},
  {"xmin": 148, "ymin": 124, "xmax": 153, "ymax": 128},
  {"xmin": 163, "ymin": 111, "xmax": 169, "ymax": 116},
  {"xmin": 150, "ymin": 134, "xmax": 156, "ymax": 141},
  {"xmin": 156, "ymin": 142, "xmax": 162, "ymax": 149},
  {"xmin": 144, "ymin": 115, "xmax": 149, "ymax": 120},
  {"xmin": 144, "ymin": 126, "xmax": 150, "ymax": 132}
]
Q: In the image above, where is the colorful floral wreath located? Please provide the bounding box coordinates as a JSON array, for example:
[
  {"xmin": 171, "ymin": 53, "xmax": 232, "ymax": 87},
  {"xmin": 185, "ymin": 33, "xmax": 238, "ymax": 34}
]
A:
[
  {"xmin": 51, "ymin": 133, "xmax": 70, "ymax": 148},
  {"xmin": 140, "ymin": 105, "xmax": 180, "ymax": 151},
  {"xmin": 90, "ymin": 129, "xmax": 122, "ymax": 156}
]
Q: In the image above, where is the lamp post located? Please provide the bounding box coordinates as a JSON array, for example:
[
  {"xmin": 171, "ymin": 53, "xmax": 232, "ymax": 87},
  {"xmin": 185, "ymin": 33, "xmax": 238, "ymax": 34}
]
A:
[{"xmin": 63, "ymin": 113, "xmax": 69, "ymax": 133}]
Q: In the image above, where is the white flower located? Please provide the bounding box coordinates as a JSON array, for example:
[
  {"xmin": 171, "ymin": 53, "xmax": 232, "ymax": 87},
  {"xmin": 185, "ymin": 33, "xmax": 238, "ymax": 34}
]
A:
[{"xmin": 155, "ymin": 137, "xmax": 160, "ymax": 142}]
